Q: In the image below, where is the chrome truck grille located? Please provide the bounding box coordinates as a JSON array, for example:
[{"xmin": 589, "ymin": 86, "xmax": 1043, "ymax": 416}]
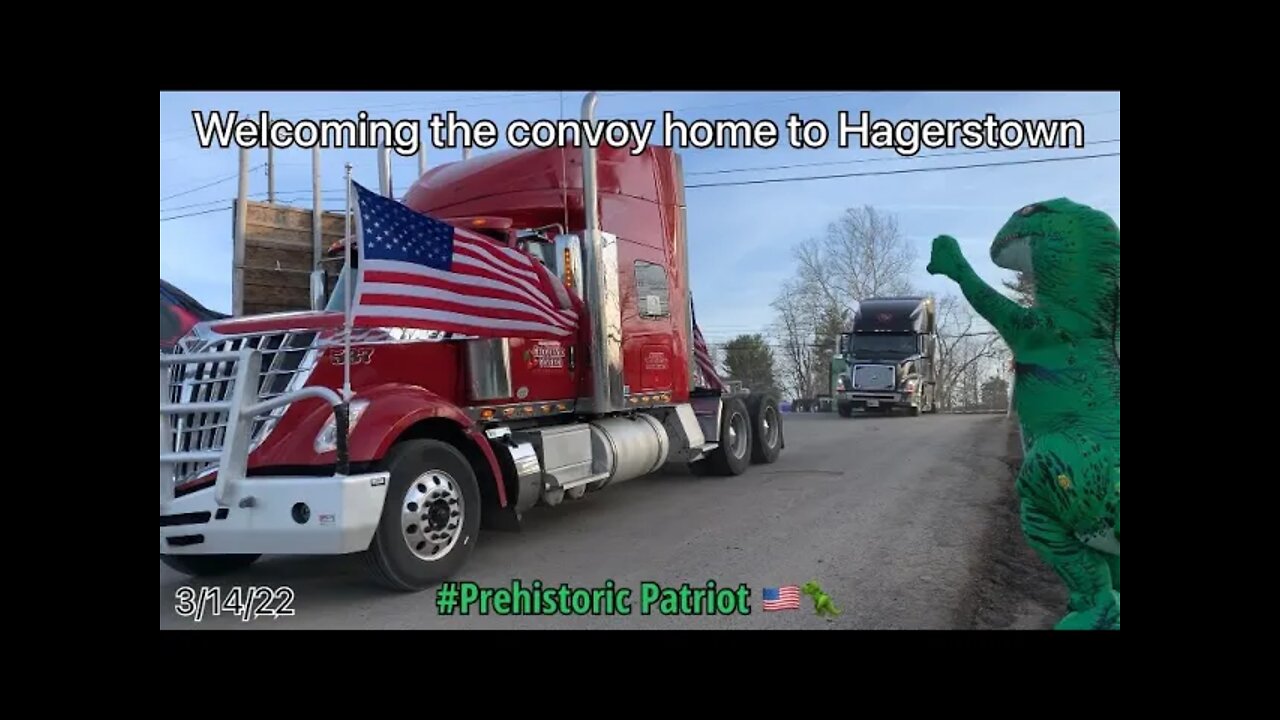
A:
[
  {"xmin": 165, "ymin": 331, "xmax": 319, "ymax": 490},
  {"xmin": 852, "ymin": 364, "xmax": 895, "ymax": 391}
]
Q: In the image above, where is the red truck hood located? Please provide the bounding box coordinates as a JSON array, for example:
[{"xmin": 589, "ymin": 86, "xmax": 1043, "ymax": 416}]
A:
[{"xmin": 207, "ymin": 310, "xmax": 345, "ymax": 336}]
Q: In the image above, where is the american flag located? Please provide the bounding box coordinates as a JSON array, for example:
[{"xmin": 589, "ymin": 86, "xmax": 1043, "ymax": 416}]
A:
[
  {"xmin": 691, "ymin": 295, "xmax": 725, "ymax": 391},
  {"xmin": 761, "ymin": 585, "xmax": 801, "ymax": 611},
  {"xmin": 348, "ymin": 182, "xmax": 577, "ymax": 339}
]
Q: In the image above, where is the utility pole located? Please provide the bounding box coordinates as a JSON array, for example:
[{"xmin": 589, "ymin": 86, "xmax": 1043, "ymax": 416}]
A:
[
  {"xmin": 377, "ymin": 143, "xmax": 392, "ymax": 197},
  {"xmin": 312, "ymin": 145, "xmax": 322, "ymax": 268},
  {"xmin": 233, "ymin": 148, "xmax": 249, "ymax": 316},
  {"xmin": 267, "ymin": 146, "xmax": 276, "ymax": 203}
]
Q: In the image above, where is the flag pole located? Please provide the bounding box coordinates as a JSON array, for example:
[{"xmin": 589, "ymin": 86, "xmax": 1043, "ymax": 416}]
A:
[{"xmin": 343, "ymin": 163, "xmax": 354, "ymax": 403}]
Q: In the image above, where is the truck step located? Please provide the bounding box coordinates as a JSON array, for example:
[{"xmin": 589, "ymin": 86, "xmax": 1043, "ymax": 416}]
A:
[
  {"xmin": 556, "ymin": 471, "xmax": 609, "ymax": 492},
  {"xmin": 688, "ymin": 441, "xmax": 720, "ymax": 461}
]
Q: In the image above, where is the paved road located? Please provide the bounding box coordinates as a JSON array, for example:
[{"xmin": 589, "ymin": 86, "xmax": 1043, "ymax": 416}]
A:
[{"xmin": 160, "ymin": 412, "xmax": 1035, "ymax": 629}]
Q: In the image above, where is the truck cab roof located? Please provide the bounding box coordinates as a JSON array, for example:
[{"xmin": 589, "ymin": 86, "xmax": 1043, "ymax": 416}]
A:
[
  {"xmin": 853, "ymin": 296, "xmax": 935, "ymax": 334},
  {"xmin": 400, "ymin": 143, "xmax": 680, "ymax": 237}
]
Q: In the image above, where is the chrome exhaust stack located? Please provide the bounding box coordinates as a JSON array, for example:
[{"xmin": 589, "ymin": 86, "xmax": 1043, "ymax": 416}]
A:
[
  {"xmin": 672, "ymin": 152, "xmax": 694, "ymax": 393},
  {"xmin": 579, "ymin": 91, "xmax": 625, "ymax": 414}
]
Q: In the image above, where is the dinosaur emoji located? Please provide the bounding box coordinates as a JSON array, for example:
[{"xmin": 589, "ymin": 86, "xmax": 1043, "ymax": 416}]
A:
[{"xmin": 801, "ymin": 581, "xmax": 841, "ymax": 618}]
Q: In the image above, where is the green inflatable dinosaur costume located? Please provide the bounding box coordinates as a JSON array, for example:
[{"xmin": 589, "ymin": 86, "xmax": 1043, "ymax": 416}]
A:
[
  {"xmin": 801, "ymin": 581, "xmax": 841, "ymax": 618},
  {"xmin": 927, "ymin": 198, "xmax": 1119, "ymax": 631}
]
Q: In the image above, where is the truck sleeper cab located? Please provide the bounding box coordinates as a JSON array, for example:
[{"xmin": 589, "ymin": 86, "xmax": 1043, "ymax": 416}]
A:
[
  {"xmin": 159, "ymin": 93, "xmax": 785, "ymax": 591},
  {"xmin": 835, "ymin": 296, "xmax": 939, "ymax": 417}
]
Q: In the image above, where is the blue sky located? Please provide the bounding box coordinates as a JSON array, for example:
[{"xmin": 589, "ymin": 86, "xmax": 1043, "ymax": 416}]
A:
[{"xmin": 160, "ymin": 91, "xmax": 1120, "ymax": 344}]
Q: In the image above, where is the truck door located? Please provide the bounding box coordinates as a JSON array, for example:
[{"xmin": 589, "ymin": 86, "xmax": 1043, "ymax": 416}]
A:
[
  {"xmin": 627, "ymin": 259, "xmax": 675, "ymax": 394},
  {"xmin": 507, "ymin": 337, "xmax": 577, "ymax": 403},
  {"xmin": 506, "ymin": 238, "xmax": 579, "ymax": 404}
]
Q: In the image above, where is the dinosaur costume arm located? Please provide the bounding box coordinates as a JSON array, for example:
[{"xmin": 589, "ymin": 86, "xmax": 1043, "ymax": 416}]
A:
[{"xmin": 927, "ymin": 235, "xmax": 1041, "ymax": 342}]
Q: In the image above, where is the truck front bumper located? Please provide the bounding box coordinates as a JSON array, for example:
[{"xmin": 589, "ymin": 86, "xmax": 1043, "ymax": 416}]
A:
[
  {"xmin": 160, "ymin": 472, "xmax": 390, "ymax": 556},
  {"xmin": 837, "ymin": 391, "xmax": 917, "ymax": 409}
]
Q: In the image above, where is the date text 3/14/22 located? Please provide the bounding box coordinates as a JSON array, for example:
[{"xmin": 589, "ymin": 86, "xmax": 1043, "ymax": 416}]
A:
[{"xmin": 174, "ymin": 586, "xmax": 296, "ymax": 622}]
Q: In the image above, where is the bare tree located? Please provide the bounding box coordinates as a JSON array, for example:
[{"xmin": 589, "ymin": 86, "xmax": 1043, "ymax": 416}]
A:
[
  {"xmin": 772, "ymin": 205, "xmax": 917, "ymax": 404},
  {"xmin": 794, "ymin": 205, "xmax": 918, "ymax": 310},
  {"xmin": 811, "ymin": 303, "xmax": 849, "ymax": 395},
  {"xmin": 935, "ymin": 294, "xmax": 1007, "ymax": 410},
  {"xmin": 770, "ymin": 279, "xmax": 818, "ymax": 401},
  {"xmin": 1002, "ymin": 273, "xmax": 1036, "ymax": 307}
]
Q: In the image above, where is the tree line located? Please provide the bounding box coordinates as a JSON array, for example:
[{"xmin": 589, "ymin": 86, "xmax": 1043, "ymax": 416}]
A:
[{"xmin": 712, "ymin": 205, "xmax": 1033, "ymax": 411}]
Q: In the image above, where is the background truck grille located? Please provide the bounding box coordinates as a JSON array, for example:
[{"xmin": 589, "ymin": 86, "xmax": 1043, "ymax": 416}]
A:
[
  {"xmin": 853, "ymin": 364, "xmax": 895, "ymax": 391},
  {"xmin": 166, "ymin": 331, "xmax": 318, "ymax": 490}
]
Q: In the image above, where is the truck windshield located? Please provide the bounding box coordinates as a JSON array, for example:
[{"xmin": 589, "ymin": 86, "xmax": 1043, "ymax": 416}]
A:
[
  {"xmin": 521, "ymin": 240, "xmax": 557, "ymax": 268},
  {"xmin": 325, "ymin": 265, "xmax": 352, "ymax": 312},
  {"xmin": 849, "ymin": 334, "xmax": 917, "ymax": 356}
]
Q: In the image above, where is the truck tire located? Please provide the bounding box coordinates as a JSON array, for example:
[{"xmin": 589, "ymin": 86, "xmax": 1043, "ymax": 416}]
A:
[
  {"xmin": 160, "ymin": 553, "xmax": 260, "ymax": 577},
  {"xmin": 746, "ymin": 393, "xmax": 782, "ymax": 464},
  {"xmin": 690, "ymin": 396, "xmax": 752, "ymax": 476},
  {"xmin": 364, "ymin": 439, "xmax": 481, "ymax": 592},
  {"xmin": 837, "ymin": 402, "xmax": 853, "ymax": 418}
]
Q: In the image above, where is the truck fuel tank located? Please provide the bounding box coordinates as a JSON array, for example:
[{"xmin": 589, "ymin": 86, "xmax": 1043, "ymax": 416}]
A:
[
  {"xmin": 588, "ymin": 413, "xmax": 670, "ymax": 489},
  {"xmin": 504, "ymin": 412, "xmax": 671, "ymax": 508}
]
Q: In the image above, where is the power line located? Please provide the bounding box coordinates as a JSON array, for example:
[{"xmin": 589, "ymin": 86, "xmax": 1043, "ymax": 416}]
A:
[
  {"xmin": 162, "ymin": 146, "xmax": 1119, "ymax": 215},
  {"xmin": 158, "ymin": 197, "xmax": 242, "ymax": 213},
  {"xmin": 179, "ymin": 147, "xmax": 1121, "ymax": 211},
  {"xmin": 610, "ymin": 92, "xmax": 866, "ymax": 119},
  {"xmin": 699, "ymin": 332, "xmax": 1002, "ymax": 345},
  {"xmin": 687, "ymin": 138, "xmax": 1120, "ymax": 176},
  {"xmin": 685, "ymin": 152, "xmax": 1120, "ymax": 189},
  {"xmin": 160, "ymin": 207, "xmax": 231, "ymax": 222},
  {"xmin": 159, "ymin": 164, "xmax": 263, "ymax": 202}
]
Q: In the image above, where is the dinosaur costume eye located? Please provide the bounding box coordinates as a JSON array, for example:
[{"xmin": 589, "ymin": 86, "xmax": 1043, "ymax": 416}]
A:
[{"xmin": 1019, "ymin": 204, "xmax": 1041, "ymax": 216}]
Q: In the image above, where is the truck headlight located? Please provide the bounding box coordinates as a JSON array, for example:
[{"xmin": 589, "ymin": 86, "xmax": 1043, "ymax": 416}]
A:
[
  {"xmin": 314, "ymin": 399, "xmax": 371, "ymax": 454},
  {"xmin": 904, "ymin": 379, "xmax": 917, "ymax": 394}
]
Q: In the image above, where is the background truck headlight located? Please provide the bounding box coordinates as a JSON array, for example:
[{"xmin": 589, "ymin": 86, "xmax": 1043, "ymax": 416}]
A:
[{"xmin": 314, "ymin": 399, "xmax": 371, "ymax": 453}]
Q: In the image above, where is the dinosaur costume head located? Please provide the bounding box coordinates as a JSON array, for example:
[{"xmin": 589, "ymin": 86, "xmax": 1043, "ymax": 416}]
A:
[
  {"xmin": 801, "ymin": 581, "xmax": 821, "ymax": 596},
  {"xmin": 990, "ymin": 198, "xmax": 1120, "ymax": 319}
]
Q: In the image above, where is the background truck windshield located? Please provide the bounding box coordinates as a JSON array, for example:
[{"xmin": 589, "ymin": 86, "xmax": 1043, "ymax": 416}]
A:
[
  {"xmin": 326, "ymin": 266, "xmax": 352, "ymax": 312},
  {"xmin": 849, "ymin": 334, "xmax": 917, "ymax": 356}
]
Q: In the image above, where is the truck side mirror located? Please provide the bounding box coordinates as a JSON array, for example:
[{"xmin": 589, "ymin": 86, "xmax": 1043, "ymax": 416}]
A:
[
  {"xmin": 554, "ymin": 233, "xmax": 584, "ymax": 300},
  {"xmin": 310, "ymin": 269, "xmax": 327, "ymax": 311}
]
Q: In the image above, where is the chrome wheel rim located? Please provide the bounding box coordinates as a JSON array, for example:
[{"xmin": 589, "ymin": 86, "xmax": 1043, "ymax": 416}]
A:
[
  {"xmin": 400, "ymin": 470, "xmax": 464, "ymax": 561},
  {"xmin": 728, "ymin": 411, "xmax": 748, "ymax": 457},
  {"xmin": 762, "ymin": 405, "xmax": 779, "ymax": 447}
]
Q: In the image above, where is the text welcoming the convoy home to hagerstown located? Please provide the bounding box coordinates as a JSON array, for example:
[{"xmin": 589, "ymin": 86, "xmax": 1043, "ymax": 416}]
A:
[{"xmin": 191, "ymin": 109, "xmax": 1087, "ymax": 159}]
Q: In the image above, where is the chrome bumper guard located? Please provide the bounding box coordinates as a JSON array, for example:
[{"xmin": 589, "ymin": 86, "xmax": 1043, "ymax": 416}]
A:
[{"xmin": 160, "ymin": 348, "xmax": 389, "ymax": 555}]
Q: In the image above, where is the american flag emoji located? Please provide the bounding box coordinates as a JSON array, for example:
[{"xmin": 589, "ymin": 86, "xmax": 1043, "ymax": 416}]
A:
[{"xmin": 761, "ymin": 585, "xmax": 801, "ymax": 611}]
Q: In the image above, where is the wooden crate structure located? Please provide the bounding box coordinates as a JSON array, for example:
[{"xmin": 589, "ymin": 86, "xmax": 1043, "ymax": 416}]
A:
[{"xmin": 236, "ymin": 201, "xmax": 347, "ymax": 316}]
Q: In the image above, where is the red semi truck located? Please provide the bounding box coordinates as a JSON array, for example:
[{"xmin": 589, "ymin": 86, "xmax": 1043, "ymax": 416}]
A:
[{"xmin": 159, "ymin": 93, "xmax": 785, "ymax": 591}]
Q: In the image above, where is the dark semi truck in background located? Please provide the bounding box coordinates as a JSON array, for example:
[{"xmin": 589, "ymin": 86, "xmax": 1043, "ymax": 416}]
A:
[{"xmin": 835, "ymin": 296, "xmax": 939, "ymax": 417}]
